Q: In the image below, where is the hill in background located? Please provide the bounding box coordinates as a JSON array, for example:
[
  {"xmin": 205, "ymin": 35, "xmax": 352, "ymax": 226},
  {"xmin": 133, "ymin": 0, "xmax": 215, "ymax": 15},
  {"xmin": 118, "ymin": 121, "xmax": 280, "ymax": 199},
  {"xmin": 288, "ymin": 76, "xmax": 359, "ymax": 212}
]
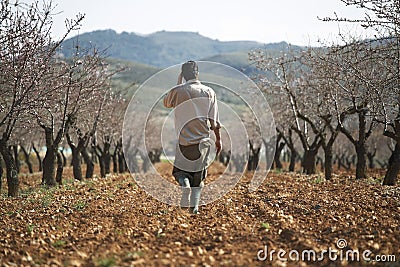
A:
[
  {"xmin": 60, "ymin": 30, "xmax": 303, "ymax": 96},
  {"xmin": 60, "ymin": 29, "xmax": 267, "ymax": 68}
]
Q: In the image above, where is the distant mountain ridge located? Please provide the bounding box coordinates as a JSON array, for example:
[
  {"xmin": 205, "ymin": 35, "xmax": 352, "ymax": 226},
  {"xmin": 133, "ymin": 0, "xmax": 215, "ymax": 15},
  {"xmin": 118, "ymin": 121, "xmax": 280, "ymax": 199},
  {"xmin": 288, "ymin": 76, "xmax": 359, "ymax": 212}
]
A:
[{"xmin": 60, "ymin": 29, "xmax": 292, "ymax": 69}]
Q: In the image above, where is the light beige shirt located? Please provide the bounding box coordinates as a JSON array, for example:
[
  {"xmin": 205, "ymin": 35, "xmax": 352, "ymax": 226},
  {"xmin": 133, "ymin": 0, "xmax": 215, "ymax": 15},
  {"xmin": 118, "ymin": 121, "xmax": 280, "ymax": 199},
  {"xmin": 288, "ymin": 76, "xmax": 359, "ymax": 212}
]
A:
[{"xmin": 164, "ymin": 79, "xmax": 220, "ymax": 146}]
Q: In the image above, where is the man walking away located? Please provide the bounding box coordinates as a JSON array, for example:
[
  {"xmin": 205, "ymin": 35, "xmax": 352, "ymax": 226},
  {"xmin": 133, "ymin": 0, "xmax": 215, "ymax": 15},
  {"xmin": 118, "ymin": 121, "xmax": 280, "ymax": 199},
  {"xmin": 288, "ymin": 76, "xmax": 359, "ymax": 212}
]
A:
[{"xmin": 163, "ymin": 61, "xmax": 221, "ymax": 214}]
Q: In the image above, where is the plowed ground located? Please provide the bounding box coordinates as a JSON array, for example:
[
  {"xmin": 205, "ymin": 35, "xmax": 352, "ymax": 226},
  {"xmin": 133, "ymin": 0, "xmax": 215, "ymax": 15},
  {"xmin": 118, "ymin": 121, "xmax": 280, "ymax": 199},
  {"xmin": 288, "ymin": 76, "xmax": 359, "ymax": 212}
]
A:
[{"xmin": 1, "ymin": 162, "xmax": 399, "ymax": 267}]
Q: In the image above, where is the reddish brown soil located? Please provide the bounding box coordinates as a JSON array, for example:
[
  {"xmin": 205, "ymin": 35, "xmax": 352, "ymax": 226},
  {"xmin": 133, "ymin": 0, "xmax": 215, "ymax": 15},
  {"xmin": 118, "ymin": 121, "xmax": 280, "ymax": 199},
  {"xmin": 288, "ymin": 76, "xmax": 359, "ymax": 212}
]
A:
[{"xmin": 1, "ymin": 162, "xmax": 399, "ymax": 266}]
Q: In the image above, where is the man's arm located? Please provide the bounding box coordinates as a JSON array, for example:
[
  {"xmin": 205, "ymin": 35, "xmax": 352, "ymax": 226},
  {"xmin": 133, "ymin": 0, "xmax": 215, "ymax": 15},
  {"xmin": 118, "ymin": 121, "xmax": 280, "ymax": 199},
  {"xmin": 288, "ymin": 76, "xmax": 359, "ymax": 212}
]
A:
[
  {"xmin": 164, "ymin": 72, "xmax": 183, "ymax": 108},
  {"xmin": 163, "ymin": 91, "xmax": 174, "ymax": 108},
  {"xmin": 208, "ymin": 90, "xmax": 222, "ymax": 155},
  {"xmin": 210, "ymin": 119, "xmax": 222, "ymax": 155},
  {"xmin": 177, "ymin": 72, "xmax": 183, "ymax": 85},
  {"xmin": 214, "ymin": 128, "xmax": 222, "ymax": 155}
]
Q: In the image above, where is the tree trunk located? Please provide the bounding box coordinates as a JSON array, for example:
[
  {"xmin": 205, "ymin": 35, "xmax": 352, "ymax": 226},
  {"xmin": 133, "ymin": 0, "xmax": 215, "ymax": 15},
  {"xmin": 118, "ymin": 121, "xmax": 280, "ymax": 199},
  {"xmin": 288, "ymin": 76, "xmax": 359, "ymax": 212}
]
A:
[
  {"xmin": 103, "ymin": 142, "xmax": 111, "ymax": 175},
  {"xmin": 248, "ymin": 142, "xmax": 261, "ymax": 171},
  {"xmin": 32, "ymin": 143, "xmax": 43, "ymax": 172},
  {"xmin": 345, "ymin": 155, "xmax": 352, "ymax": 170},
  {"xmin": 274, "ymin": 133, "xmax": 285, "ymax": 169},
  {"xmin": 20, "ymin": 145, "xmax": 33, "ymax": 174},
  {"xmin": 41, "ymin": 116, "xmax": 72, "ymax": 186},
  {"xmin": 289, "ymin": 151, "xmax": 297, "ymax": 172},
  {"xmin": 71, "ymin": 148, "xmax": 83, "ymax": 181},
  {"xmin": 91, "ymin": 146, "xmax": 98, "ymax": 164},
  {"xmin": 56, "ymin": 151, "xmax": 63, "ymax": 185},
  {"xmin": 0, "ymin": 154, "xmax": 3, "ymax": 191},
  {"xmin": 263, "ymin": 139, "xmax": 275, "ymax": 171},
  {"xmin": 105, "ymin": 154, "xmax": 111, "ymax": 174},
  {"xmin": 355, "ymin": 142, "xmax": 367, "ymax": 179},
  {"xmin": 81, "ymin": 148, "xmax": 94, "ymax": 178},
  {"xmin": 353, "ymin": 110, "xmax": 369, "ymax": 179},
  {"xmin": 12, "ymin": 145, "xmax": 20, "ymax": 174},
  {"xmin": 251, "ymin": 148, "xmax": 260, "ymax": 171},
  {"xmin": 274, "ymin": 141, "xmax": 285, "ymax": 170},
  {"xmin": 336, "ymin": 155, "xmax": 342, "ymax": 170},
  {"xmin": 118, "ymin": 151, "xmax": 125, "ymax": 173},
  {"xmin": 0, "ymin": 138, "xmax": 19, "ymax": 197},
  {"xmin": 98, "ymin": 155, "xmax": 106, "ymax": 178},
  {"xmin": 324, "ymin": 146, "xmax": 333, "ymax": 181},
  {"xmin": 302, "ymin": 148, "xmax": 318, "ymax": 175},
  {"xmin": 42, "ymin": 145, "xmax": 57, "ymax": 186},
  {"xmin": 112, "ymin": 154, "xmax": 118, "ymax": 173},
  {"xmin": 149, "ymin": 148, "xmax": 162, "ymax": 164},
  {"xmin": 286, "ymin": 135, "xmax": 299, "ymax": 172},
  {"xmin": 339, "ymin": 109, "xmax": 370, "ymax": 178},
  {"xmin": 280, "ymin": 129, "xmax": 298, "ymax": 172},
  {"xmin": 42, "ymin": 126, "xmax": 59, "ymax": 186},
  {"xmin": 383, "ymin": 143, "xmax": 400, "ymax": 186},
  {"xmin": 367, "ymin": 150, "xmax": 376, "ymax": 169},
  {"xmin": 94, "ymin": 141, "xmax": 111, "ymax": 178},
  {"xmin": 60, "ymin": 148, "xmax": 67, "ymax": 167},
  {"xmin": 67, "ymin": 132, "xmax": 92, "ymax": 181},
  {"xmin": 124, "ymin": 153, "xmax": 129, "ymax": 173}
]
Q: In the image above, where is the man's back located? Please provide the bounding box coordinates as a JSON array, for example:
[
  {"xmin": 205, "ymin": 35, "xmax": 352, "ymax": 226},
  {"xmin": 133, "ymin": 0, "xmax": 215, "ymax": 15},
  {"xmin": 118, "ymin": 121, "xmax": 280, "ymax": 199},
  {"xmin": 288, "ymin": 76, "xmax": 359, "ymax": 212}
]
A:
[{"xmin": 164, "ymin": 79, "xmax": 218, "ymax": 146}]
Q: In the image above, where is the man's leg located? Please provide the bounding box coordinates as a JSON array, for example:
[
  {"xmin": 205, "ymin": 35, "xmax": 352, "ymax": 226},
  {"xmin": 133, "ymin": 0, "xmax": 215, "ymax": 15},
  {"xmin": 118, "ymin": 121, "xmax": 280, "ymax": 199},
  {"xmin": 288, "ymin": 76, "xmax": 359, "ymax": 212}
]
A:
[
  {"xmin": 189, "ymin": 181, "xmax": 204, "ymax": 214},
  {"xmin": 178, "ymin": 176, "xmax": 191, "ymax": 208}
]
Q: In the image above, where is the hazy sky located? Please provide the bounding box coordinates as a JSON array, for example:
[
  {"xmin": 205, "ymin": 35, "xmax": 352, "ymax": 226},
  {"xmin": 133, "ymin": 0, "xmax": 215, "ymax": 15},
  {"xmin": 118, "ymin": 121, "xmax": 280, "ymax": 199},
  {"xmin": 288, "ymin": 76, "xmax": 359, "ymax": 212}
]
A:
[{"xmin": 45, "ymin": 0, "xmax": 368, "ymax": 46}]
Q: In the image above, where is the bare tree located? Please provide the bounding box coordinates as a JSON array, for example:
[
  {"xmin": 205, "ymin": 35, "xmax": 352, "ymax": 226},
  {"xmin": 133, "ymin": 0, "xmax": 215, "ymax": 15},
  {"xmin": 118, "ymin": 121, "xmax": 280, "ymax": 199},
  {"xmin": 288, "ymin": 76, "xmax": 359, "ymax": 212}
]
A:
[
  {"xmin": 94, "ymin": 93, "xmax": 126, "ymax": 177},
  {"xmin": 0, "ymin": 0, "xmax": 83, "ymax": 195},
  {"xmin": 32, "ymin": 138, "xmax": 44, "ymax": 172},
  {"xmin": 65, "ymin": 48, "xmax": 116, "ymax": 181},
  {"xmin": 240, "ymin": 111, "xmax": 262, "ymax": 171},
  {"xmin": 18, "ymin": 130, "xmax": 36, "ymax": 174},
  {"xmin": 0, "ymin": 154, "xmax": 3, "ymax": 190},
  {"xmin": 34, "ymin": 48, "xmax": 111, "ymax": 185},
  {"xmin": 249, "ymin": 46, "xmax": 324, "ymax": 175},
  {"xmin": 323, "ymin": 0, "xmax": 400, "ymax": 184}
]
